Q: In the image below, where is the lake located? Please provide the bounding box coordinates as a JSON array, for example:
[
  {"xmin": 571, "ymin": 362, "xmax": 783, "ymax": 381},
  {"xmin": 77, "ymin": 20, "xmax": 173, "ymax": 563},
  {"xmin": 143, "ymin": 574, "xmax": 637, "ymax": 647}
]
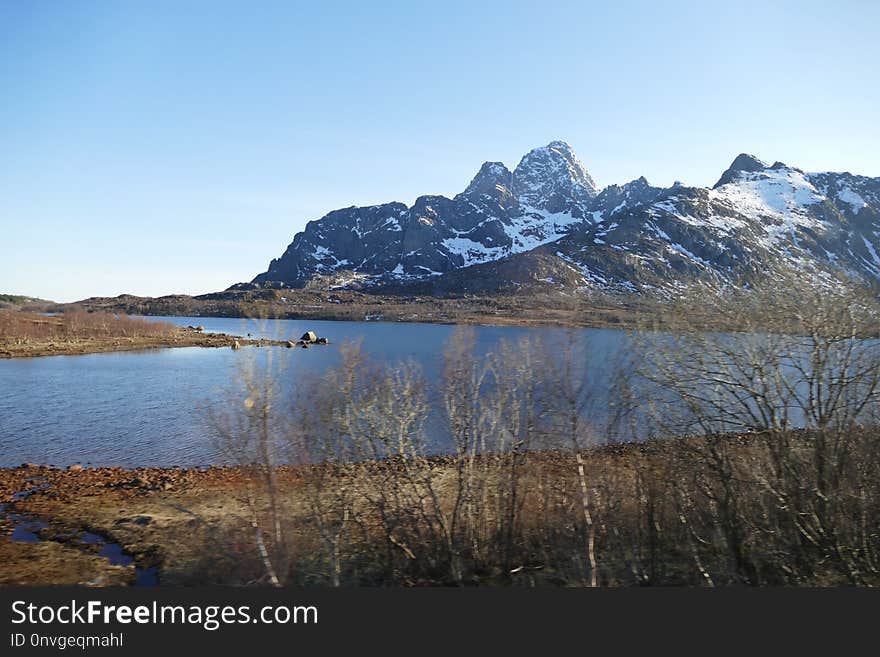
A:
[{"xmin": 0, "ymin": 317, "xmax": 631, "ymax": 467}]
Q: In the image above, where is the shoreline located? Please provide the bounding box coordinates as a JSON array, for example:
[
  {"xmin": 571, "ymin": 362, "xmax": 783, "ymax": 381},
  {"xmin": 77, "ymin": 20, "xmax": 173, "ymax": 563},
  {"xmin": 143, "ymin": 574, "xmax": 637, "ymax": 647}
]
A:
[
  {"xmin": 0, "ymin": 453, "xmax": 609, "ymax": 586},
  {"xmin": 1, "ymin": 427, "xmax": 876, "ymax": 587},
  {"xmin": 0, "ymin": 462, "xmax": 324, "ymax": 586},
  {"xmin": 0, "ymin": 329, "xmax": 291, "ymax": 359},
  {"xmin": 52, "ymin": 289, "xmax": 648, "ymax": 331},
  {"xmin": 0, "ymin": 439, "xmax": 756, "ymax": 588}
]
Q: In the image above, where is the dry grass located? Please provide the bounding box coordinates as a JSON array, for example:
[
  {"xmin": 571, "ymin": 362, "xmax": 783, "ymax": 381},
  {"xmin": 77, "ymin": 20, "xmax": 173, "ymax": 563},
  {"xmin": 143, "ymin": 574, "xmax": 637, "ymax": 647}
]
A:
[
  {"xmin": 0, "ymin": 310, "xmax": 177, "ymax": 344},
  {"xmin": 0, "ymin": 310, "xmax": 279, "ymax": 358}
]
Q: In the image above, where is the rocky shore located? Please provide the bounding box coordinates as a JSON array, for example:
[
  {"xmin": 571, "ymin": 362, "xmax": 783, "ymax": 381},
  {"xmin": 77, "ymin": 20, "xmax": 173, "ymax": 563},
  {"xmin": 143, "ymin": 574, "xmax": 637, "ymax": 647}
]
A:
[{"xmin": 0, "ymin": 464, "xmax": 278, "ymax": 586}]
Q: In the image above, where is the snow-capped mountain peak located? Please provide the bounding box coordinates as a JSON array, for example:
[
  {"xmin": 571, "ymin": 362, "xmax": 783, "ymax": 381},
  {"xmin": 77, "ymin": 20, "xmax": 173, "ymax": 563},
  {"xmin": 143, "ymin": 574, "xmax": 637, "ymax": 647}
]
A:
[
  {"xmin": 711, "ymin": 164, "xmax": 824, "ymax": 222},
  {"xmin": 249, "ymin": 143, "xmax": 880, "ymax": 297},
  {"xmin": 512, "ymin": 140, "xmax": 598, "ymax": 213},
  {"xmin": 714, "ymin": 153, "xmax": 768, "ymax": 188}
]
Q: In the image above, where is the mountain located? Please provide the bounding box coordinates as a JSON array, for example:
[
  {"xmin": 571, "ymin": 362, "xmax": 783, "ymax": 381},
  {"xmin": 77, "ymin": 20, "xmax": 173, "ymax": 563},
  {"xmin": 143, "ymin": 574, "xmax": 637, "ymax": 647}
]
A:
[{"xmin": 248, "ymin": 142, "xmax": 880, "ymax": 297}]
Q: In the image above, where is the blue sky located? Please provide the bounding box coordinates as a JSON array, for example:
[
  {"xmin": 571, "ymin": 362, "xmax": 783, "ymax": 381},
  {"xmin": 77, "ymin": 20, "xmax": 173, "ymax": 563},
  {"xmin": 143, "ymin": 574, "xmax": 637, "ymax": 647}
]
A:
[{"xmin": 2, "ymin": 0, "xmax": 878, "ymax": 301}]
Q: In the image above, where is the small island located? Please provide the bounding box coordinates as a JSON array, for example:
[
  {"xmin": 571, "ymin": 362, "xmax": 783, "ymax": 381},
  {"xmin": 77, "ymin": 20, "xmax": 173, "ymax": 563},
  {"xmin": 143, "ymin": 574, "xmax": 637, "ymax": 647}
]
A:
[{"xmin": 0, "ymin": 310, "xmax": 287, "ymax": 359}]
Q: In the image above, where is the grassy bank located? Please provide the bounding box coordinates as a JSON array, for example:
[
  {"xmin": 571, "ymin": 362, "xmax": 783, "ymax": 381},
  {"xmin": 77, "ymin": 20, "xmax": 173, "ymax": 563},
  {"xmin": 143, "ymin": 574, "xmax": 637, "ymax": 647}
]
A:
[{"xmin": 0, "ymin": 310, "xmax": 285, "ymax": 358}]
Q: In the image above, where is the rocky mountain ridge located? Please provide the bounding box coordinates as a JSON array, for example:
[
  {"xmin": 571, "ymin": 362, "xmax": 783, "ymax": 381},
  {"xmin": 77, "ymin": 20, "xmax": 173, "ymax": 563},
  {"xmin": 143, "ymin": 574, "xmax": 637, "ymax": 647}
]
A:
[{"xmin": 248, "ymin": 142, "xmax": 880, "ymax": 296}]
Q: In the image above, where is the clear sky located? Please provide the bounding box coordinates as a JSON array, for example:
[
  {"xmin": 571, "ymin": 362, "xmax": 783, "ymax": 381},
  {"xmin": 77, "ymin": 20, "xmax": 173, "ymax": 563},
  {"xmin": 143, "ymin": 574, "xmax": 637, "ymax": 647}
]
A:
[{"xmin": 2, "ymin": 0, "xmax": 878, "ymax": 302}]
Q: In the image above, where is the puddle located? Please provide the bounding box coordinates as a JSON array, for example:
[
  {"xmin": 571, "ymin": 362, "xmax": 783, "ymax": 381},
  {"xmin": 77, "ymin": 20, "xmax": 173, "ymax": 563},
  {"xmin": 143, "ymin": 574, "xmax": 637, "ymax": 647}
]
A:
[
  {"xmin": 134, "ymin": 566, "xmax": 159, "ymax": 586},
  {"xmin": 12, "ymin": 477, "xmax": 50, "ymax": 501},
  {"xmin": 1, "ymin": 485, "xmax": 159, "ymax": 586},
  {"xmin": 7, "ymin": 512, "xmax": 48, "ymax": 542},
  {"xmin": 77, "ymin": 530, "xmax": 158, "ymax": 584}
]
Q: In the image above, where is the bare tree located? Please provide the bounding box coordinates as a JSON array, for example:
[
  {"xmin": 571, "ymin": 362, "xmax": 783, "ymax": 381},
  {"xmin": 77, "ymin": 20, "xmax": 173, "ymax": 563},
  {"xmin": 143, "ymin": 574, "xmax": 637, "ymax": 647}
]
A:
[
  {"xmin": 202, "ymin": 279, "xmax": 879, "ymax": 587},
  {"xmin": 544, "ymin": 331, "xmax": 600, "ymax": 585},
  {"xmin": 637, "ymin": 278, "xmax": 880, "ymax": 584},
  {"xmin": 209, "ymin": 340, "xmax": 291, "ymax": 586}
]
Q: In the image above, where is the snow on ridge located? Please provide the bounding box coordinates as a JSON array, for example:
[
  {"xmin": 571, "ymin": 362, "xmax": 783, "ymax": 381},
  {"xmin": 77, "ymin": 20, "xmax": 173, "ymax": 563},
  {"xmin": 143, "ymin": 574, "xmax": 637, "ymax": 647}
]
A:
[
  {"xmin": 709, "ymin": 167, "xmax": 826, "ymax": 245},
  {"xmin": 651, "ymin": 199, "xmax": 746, "ymax": 233},
  {"xmin": 510, "ymin": 208, "xmax": 588, "ymax": 249},
  {"xmin": 710, "ymin": 167, "xmax": 824, "ymax": 217},
  {"xmin": 439, "ymin": 206, "xmax": 587, "ymax": 268}
]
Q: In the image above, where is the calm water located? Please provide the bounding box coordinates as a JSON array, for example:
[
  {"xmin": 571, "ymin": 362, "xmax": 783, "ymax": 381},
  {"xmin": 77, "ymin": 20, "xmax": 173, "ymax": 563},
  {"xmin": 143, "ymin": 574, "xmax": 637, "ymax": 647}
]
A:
[{"xmin": 0, "ymin": 318, "xmax": 629, "ymax": 467}]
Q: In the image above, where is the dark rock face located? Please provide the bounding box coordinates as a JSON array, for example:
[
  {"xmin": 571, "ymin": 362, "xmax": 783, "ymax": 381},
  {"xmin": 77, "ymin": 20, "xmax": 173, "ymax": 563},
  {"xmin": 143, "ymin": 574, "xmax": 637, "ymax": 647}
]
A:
[
  {"xmin": 592, "ymin": 176, "xmax": 664, "ymax": 218},
  {"xmin": 714, "ymin": 153, "xmax": 768, "ymax": 188},
  {"xmin": 249, "ymin": 143, "xmax": 880, "ymax": 297},
  {"xmin": 254, "ymin": 202, "xmax": 409, "ymax": 286},
  {"xmin": 462, "ymin": 161, "xmax": 513, "ymax": 199}
]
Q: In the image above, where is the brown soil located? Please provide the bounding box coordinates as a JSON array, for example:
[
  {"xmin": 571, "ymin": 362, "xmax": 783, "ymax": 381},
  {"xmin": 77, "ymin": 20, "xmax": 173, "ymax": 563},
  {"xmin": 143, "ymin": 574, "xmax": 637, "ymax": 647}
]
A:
[
  {"xmin": 0, "ymin": 465, "xmax": 290, "ymax": 586},
  {"xmin": 0, "ymin": 536, "xmax": 134, "ymax": 586}
]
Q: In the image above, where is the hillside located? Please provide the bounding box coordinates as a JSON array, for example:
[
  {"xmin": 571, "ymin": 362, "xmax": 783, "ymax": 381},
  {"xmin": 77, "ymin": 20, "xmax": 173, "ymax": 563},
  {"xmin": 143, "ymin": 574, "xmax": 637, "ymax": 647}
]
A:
[{"xmin": 0, "ymin": 294, "xmax": 54, "ymax": 311}]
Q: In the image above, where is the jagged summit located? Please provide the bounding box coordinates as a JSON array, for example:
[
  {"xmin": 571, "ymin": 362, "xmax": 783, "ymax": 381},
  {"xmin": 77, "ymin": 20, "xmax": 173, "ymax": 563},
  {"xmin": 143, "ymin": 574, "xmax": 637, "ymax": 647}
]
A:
[
  {"xmin": 714, "ymin": 153, "xmax": 768, "ymax": 188},
  {"xmin": 249, "ymin": 143, "xmax": 880, "ymax": 297},
  {"xmin": 461, "ymin": 161, "xmax": 512, "ymax": 197},
  {"xmin": 512, "ymin": 140, "xmax": 598, "ymax": 211}
]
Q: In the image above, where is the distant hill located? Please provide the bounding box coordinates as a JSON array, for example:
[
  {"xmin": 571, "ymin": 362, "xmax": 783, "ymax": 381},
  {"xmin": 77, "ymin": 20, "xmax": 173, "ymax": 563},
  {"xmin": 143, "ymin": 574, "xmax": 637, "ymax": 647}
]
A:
[{"xmin": 0, "ymin": 294, "xmax": 55, "ymax": 311}]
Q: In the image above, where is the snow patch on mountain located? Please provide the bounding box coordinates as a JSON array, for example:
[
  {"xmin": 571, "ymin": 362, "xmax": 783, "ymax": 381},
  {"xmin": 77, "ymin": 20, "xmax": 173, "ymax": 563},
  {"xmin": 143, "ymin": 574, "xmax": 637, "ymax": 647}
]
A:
[
  {"xmin": 710, "ymin": 168, "xmax": 823, "ymax": 220},
  {"xmin": 709, "ymin": 167, "xmax": 827, "ymax": 245},
  {"xmin": 442, "ymin": 237, "xmax": 506, "ymax": 267},
  {"xmin": 838, "ymin": 187, "xmax": 867, "ymax": 214},
  {"xmin": 652, "ymin": 198, "xmax": 747, "ymax": 233},
  {"xmin": 862, "ymin": 236, "xmax": 880, "ymax": 270}
]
